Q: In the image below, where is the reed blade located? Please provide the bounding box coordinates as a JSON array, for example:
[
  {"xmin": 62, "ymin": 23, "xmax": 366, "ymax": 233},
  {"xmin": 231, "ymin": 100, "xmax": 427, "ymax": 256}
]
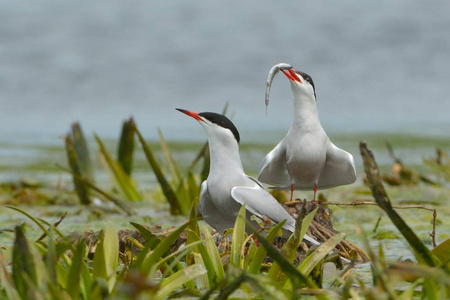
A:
[
  {"xmin": 247, "ymin": 222, "xmax": 326, "ymax": 297},
  {"xmin": 65, "ymin": 135, "xmax": 91, "ymax": 204},
  {"xmin": 134, "ymin": 126, "xmax": 182, "ymax": 214},
  {"xmin": 71, "ymin": 123, "xmax": 95, "ymax": 183},
  {"xmin": 268, "ymin": 204, "xmax": 318, "ymax": 286},
  {"xmin": 230, "ymin": 205, "xmax": 247, "ymax": 267},
  {"xmin": 67, "ymin": 238, "xmax": 86, "ymax": 299},
  {"xmin": 117, "ymin": 117, "xmax": 135, "ymax": 176},
  {"xmin": 360, "ymin": 141, "xmax": 436, "ymax": 267},
  {"xmin": 12, "ymin": 226, "xmax": 38, "ymax": 299},
  {"xmin": 247, "ymin": 220, "xmax": 286, "ymax": 274},
  {"xmin": 297, "ymin": 232, "xmax": 346, "ymax": 276},
  {"xmin": 92, "ymin": 224, "xmax": 119, "ymax": 293},
  {"xmin": 96, "ymin": 134, "xmax": 142, "ymax": 202},
  {"xmin": 158, "ymin": 128, "xmax": 182, "ymax": 184}
]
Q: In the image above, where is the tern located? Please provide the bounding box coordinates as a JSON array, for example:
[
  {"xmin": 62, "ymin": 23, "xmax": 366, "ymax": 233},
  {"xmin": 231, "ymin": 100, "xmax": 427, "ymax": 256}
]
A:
[
  {"xmin": 176, "ymin": 108, "xmax": 320, "ymax": 246},
  {"xmin": 258, "ymin": 65, "xmax": 357, "ymax": 201}
]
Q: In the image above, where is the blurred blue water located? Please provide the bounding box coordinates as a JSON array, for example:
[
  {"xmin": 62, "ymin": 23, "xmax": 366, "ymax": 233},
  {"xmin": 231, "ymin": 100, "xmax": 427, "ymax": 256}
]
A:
[{"xmin": 1, "ymin": 0, "xmax": 450, "ymax": 146}]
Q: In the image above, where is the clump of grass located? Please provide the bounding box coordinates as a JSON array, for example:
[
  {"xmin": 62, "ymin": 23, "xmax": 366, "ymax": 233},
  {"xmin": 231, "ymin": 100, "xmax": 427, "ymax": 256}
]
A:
[
  {"xmin": 2, "ymin": 185, "xmax": 448, "ymax": 299},
  {"xmin": 62, "ymin": 118, "xmax": 207, "ymax": 216}
]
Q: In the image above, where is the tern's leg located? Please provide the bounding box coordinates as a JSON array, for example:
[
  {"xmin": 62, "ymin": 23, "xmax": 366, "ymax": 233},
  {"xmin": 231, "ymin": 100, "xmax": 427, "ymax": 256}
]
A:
[
  {"xmin": 290, "ymin": 184, "xmax": 294, "ymax": 201},
  {"xmin": 312, "ymin": 184, "xmax": 317, "ymax": 202}
]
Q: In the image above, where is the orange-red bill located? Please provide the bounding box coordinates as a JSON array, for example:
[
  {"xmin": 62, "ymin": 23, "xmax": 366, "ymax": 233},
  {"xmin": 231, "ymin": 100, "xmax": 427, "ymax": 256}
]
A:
[
  {"xmin": 282, "ymin": 69, "xmax": 302, "ymax": 83},
  {"xmin": 176, "ymin": 108, "xmax": 203, "ymax": 122},
  {"xmin": 289, "ymin": 69, "xmax": 302, "ymax": 82}
]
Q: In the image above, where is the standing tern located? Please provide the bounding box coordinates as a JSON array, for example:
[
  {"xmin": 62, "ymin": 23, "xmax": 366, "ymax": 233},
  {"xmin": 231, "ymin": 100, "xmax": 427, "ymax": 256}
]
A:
[
  {"xmin": 258, "ymin": 64, "xmax": 357, "ymax": 201},
  {"xmin": 176, "ymin": 108, "xmax": 320, "ymax": 246}
]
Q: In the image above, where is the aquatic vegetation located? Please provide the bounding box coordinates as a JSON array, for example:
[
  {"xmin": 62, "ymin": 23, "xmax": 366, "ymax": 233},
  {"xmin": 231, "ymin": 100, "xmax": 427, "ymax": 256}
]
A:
[
  {"xmin": 65, "ymin": 123, "xmax": 93, "ymax": 205},
  {"xmin": 423, "ymin": 148, "xmax": 450, "ymax": 183},
  {"xmin": 1, "ymin": 137, "xmax": 449, "ymax": 299}
]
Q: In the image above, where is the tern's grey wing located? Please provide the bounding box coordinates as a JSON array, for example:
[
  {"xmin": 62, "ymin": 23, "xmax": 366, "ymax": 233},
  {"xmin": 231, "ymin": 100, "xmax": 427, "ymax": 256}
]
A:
[
  {"xmin": 231, "ymin": 185, "xmax": 320, "ymax": 246},
  {"xmin": 198, "ymin": 181, "xmax": 234, "ymax": 234},
  {"xmin": 317, "ymin": 141, "xmax": 357, "ymax": 189},
  {"xmin": 257, "ymin": 141, "xmax": 290, "ymax": 186}
]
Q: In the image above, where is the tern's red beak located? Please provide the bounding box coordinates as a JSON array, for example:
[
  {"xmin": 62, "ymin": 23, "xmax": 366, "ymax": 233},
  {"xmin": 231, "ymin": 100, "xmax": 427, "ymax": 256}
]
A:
[
  {"xmin": 282, "ymin": 69, "xmax": 302, "ymax": 83},
  {"xmin": 176, "ymin": 108, "xmax": 203, "ymax": 122}
]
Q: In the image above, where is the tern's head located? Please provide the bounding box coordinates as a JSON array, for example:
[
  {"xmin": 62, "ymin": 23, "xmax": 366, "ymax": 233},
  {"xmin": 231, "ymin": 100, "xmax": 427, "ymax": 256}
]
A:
[
  {"xmin": 176, "ymin": 108, "xmax": 240, "ymax": 144},
  {"xmin": 282, "ymin": 69, "xmax": 316, "ymax": 101}
]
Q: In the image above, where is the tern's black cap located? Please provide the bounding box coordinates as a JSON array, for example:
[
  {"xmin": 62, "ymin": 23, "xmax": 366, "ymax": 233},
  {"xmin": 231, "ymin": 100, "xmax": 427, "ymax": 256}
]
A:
[
  {"xmin": 199, "ymin": 112, "xmax": 240, "ymax": 143},
  {"xmin": 297, "ymin": 71, "xmax": 316, "ymax": 99}
]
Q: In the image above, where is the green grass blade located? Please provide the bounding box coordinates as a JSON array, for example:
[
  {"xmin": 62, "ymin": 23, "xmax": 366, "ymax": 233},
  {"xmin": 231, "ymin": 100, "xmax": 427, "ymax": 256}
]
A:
[
  {"xmin": 247, "ymin": 220, "xmax": 286, "ymax": 274},
  {"xmin": 131, "ymin": 239, "xmax": 156, "ymax": 271},
  {"xmin": 117, "ymin": 117, "xmax": 135, "ymax": 176},
  {"xmin": 55, "ymin": 234, "xmax": 78, "ymax": 260},
  {"xmin": 199, "ymin": 222, "xmax": 226, "ymax": 282},
  {"xmin": 189, "ymin": 231, "xmax": 216, "ymax": 288},
  {"xmin": 6, "ymin": 206, "xmax": 50, "ymax": 236},
  {"xmin": 231, "ymin": 205, "xmax": 247, "ymax": 267},
  {"xmin": 36, "ymin": 212, "xmax": 67, "ymax": 242},
  {"xmin": 174, "ymin": 180, "xmax": 190, "ymax": 216},
  {"xmin": 12, "ymin": 226, "xmax": 37, "ymax": 299},
  {"xmin": 247, "ymin": 222, "xmax": 329, "ymax": 299},
  {"xmin": 200, "ymin": 144, "xmax": 210, "ymax": 182},
  {"xmin": 157, "ymin": 240, "xmax": 203, "ymax": 271},
  {"xmin": 186, "ymin": 142, "xmax": 210, "ymax": 182},
  {"xmin": 236, "ymin": 268, "xmax": 290, "ymax": 300},
  {"xmin": 155, "ymin": 264, "xmax": 207, "ymax": 300},
  {"xmin": 129, "ymin": 222, "xmax": 161, "ymax": 248},
  {"xmin": 187, "ymin": 172, "xmax": 200, "ymax": 205},
  {"xmin": 67, "ymin": 239, "xmax": 86, "ymax": 299},
  {"xmin": 221, "ymin": 101, "xmax": 230, "ymax": 115},
  {"xmin": 96, "ymin": 134, "xmax": 142, "ymax": 202},
  {"xmin": 186, "ymin": 197, "xmax": 216, "ymax": 288},
  {"xmin": 65, "ymin": 135, "xmax": 91, "ymax": 204},
  {"xmin": 244, "ymin": 239, "xmax": 257, "ymax": 270},
  {"xmin": 0, "ymin": 251, "xmax": 21, "ymax": 300},
  {"xmin": 44, "ymin": 227, "xmax": 57, "ymax": 284},
  {"xmin": 70, "ymin": 123, "xmax": 94, "ymax": 183},
  {"xmin": 92, "ymin": 224, "xmax": 119, "ymax": 293},
  {"xmin": 140, "ymin": 221, "xmax": 194, "ymax": 276},
  {"xmin": 298, "ymin": 206, "xmax": 319, "ymax": 246},
  {"xmin": 158, "ymin": 128, "xmax": 181, "ymax": 184},
  {"xmin": 268, "ymin": 205, "xmax": 318, "ymax": 285},
  {"xmin": 186, "ymin": 196, "xmax": 200, "ymax": 245},
  {"xmin": 216, "ymin": 269, "xmax": 248, "ymax": 300},
  {"xmin": 134, "ymin": 126, "xmax": 182, "ymax": 214},
  {"xmin": 298, "ymin": 232, "xmax": 346, "ymax": 276}
]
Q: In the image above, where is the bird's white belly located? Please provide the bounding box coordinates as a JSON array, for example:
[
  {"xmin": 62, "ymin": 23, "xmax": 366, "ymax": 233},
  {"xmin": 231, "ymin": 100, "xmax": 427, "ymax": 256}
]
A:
[{"xmin": 285, "ymin": 134, "xmax": 326, "ymax": 186}]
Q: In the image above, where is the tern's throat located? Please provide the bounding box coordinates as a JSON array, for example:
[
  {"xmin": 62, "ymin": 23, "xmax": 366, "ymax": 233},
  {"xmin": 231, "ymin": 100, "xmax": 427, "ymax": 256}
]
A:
[
  {"xmin": 207, "ymin": 134, "xmax": 244, "ymax": 178},
  {"xmin": 291, "ymin": 93, "xmax": 321, "ymax": 129}
]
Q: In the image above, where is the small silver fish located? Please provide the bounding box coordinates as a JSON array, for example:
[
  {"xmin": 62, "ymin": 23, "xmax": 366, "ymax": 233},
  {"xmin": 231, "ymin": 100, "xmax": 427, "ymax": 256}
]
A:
[{"xmin": 265, "ymin": 63, "xmax": 293, "ymax": 115}]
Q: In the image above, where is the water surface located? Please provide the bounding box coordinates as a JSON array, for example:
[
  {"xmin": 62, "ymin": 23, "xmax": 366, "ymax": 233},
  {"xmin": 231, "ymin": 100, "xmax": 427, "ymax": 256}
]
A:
[{"xmin": 1, "ymin": 0, "xmax": 449, "ymax": 146}]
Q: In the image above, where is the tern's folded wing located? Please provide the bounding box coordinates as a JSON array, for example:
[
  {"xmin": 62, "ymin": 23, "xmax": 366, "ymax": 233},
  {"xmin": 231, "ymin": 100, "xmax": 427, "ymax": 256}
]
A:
[
  {"xmin": 198, "ymin": 181, "xmax": 234, "ymax": 234},
  {"xmin": 317, "ymin": 141, "xmax": 357, "ymax": 189},
  {"xmin": 231, "ymin": 185, "xmax": 320, "ymax": 246},
  {"xmin": 257, "ymin": 142, "xmax": 290, "ymax": 186}
]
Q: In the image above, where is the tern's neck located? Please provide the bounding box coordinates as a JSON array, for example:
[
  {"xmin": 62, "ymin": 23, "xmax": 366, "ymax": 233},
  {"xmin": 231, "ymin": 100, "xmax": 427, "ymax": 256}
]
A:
[
  {"xmin": 207, "ymin": 134, "xmax": 244, "ymax": 178},
  {"xmin": 291, "ymin": 93, "xmax": 321, "ymax": 129}
]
